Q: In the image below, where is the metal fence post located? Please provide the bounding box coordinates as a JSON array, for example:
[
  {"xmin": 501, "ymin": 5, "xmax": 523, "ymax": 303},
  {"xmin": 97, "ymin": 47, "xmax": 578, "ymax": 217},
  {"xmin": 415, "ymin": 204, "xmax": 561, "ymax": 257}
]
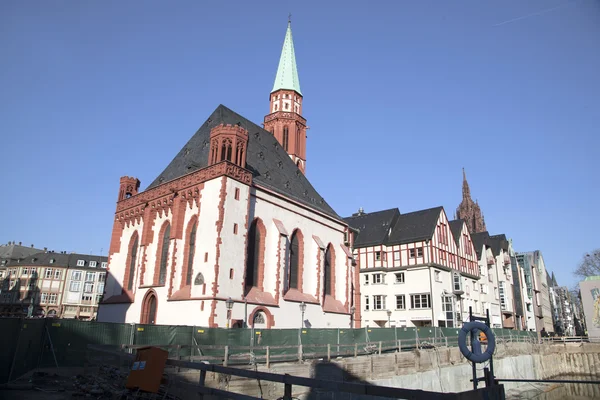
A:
[
  {"xmin": 327, "ymin": 344, "xmax": 331, "ymax": 362},
  {"xmin": 223, "ymin": 346, "xmax": 229, "ymax": 367},
  {"xmin": 283, "ymin": 374, "xmax": 292, "ymax": 400},
  {"xmin": 298, "ymin": 344, "xmax": 302, "ymax": 362},
  {"xmin": 198, "ymin": 369, "xmax": 207, "ymax": 399},
  {"xmin": 378, "ymin": 341, "xmax": 382, "ymax": 355},
  {"xmin": 266, "ymin": 346, "xmax": 270, "ymax": 369},
  {"xmin": 398, "ymin": 339, "xmax": 401, "ymax": 352},
  {"xmin": 354, "ymin": 343, "xmax": 358, "ymax": 358}
]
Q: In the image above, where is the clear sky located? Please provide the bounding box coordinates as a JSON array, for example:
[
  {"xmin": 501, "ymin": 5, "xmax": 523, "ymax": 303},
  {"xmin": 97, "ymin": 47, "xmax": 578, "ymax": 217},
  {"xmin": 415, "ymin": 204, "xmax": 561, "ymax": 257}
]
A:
[{"xmin": 1, "ymin": 1, "xmax": 598, "ymax": 289}]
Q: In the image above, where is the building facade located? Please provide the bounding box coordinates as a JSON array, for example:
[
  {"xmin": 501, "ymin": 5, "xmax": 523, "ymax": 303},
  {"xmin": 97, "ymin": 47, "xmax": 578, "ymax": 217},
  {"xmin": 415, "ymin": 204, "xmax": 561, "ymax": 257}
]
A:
[
  {"xmin": 0, "ymin": 251, "xmax": 107, "ymax": 319},
  {"xmin": 345, "ymin": 207, "xmax": 479, "ymax": 328},
  {"xmin": 517, "ymin": 251, "xmax": 553, "ymax": 333},
  {"xmin": 579, "ymin": 276, "xmax": 600, "ymax": 339},
  {"xmin": 98, "ymin": 21, "xmax": 354, "ymax": 329},
  {"xmin": 61, "ymin": 255, "xmax": 108, "ymax": 320}
]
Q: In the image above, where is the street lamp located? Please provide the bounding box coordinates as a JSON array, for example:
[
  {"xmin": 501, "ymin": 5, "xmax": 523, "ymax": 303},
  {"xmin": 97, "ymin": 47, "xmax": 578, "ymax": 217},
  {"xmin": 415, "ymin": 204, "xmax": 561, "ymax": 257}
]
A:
[
  {"xmin": 350, "ymin": 306, "xmax": 356, "ymax": 328},
  {"xmin": 387, "ymin": 310, "xmax": 392, "ymax": 327},
  {"xmin": 226, "ymin": 297, "xmax": 234, "ymax": 328},
  {"xmin": 299, "ymin": 302, "xmax": 307, "ymax": 328}
]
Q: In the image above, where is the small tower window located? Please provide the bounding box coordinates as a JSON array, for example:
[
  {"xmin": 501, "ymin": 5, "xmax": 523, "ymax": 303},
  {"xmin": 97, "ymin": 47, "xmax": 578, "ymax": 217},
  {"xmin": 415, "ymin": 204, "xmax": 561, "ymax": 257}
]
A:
[
  {"xmin": 283, "ymin": 127, "xmax": 289, "ymax": 151},
  {"xmin": 285, "ymin": 103, "xmax": 289, "ymax": 110}
]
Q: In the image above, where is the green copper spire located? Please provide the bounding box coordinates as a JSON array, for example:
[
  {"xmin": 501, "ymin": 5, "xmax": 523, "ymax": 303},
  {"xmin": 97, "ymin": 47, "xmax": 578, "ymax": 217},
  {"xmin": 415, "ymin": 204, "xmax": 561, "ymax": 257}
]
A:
[{"xmin": 271, "ymin": 20, "xmax": 302, "ymax": 95}]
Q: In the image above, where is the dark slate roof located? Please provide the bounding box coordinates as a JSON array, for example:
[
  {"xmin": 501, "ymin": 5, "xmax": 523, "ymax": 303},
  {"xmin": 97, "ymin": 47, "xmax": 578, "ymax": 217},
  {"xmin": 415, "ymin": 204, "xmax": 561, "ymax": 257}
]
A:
[
  {"xmin": 146, "ymin": 104, "xmax": 340, "ymax": 220},
  {"xmin": 471, "ymin": 231, "xmax": 491, "ymax": 259},
  {"xmin": 488, "ymin": 234, "xmax": 508, "ymax": 256},
  {"xmin": 448, "ymin": 219, "xmax": 464, "ymax": 246},
  {"xmin": 344, "ymin": 208, "xmax": 400, "ymax": 247},
  {"xmin": 0, "ymin": 243, "xmax": 44, "ymax": 262},
  {"xmin": 6, "ymin": 252, "xmax": 70, "ymax": 267},
  {"xmin": 344, "ymin": 206, "xmax": 443, "ymax": 248},
  {"xmin": 5, "ymin": 252, "xmax": 108, "ymax": 270},
  {"xmin": 387, "ymin": 207, "xmax": 443, "ymax": 245}
]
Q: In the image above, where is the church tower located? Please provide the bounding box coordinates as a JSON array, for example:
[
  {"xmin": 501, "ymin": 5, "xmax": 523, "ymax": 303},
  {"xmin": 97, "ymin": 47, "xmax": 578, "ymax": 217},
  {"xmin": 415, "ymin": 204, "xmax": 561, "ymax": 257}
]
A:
[
  {"xmin": 264, "ymin": 19, "xmax": 307, "ymax": 173},
  {"xmin": 456, "ymin": 168, "xmax": 487, "ymax": 234}
]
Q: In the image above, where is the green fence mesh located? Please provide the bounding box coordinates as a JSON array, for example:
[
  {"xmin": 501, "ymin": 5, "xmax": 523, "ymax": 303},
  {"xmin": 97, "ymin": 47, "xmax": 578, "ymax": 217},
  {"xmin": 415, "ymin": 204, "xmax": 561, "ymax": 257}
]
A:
[{"xmin": 0, "ymin": 317, "xmax": 540, "ymax": 383}]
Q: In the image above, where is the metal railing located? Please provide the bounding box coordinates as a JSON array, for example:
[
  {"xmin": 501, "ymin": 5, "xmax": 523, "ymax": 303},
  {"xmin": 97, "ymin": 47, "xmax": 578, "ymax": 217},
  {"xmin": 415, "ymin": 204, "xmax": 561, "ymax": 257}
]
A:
[{"xmin": 540, "ymin": 336, "xmax": 597, "ymax": 344}]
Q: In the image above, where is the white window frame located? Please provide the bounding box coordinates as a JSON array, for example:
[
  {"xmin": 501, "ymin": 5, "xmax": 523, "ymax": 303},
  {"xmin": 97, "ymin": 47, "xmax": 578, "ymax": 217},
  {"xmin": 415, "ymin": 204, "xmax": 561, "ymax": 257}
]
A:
[
  {"xmin": 70, "ymin": 281, "xmax": 81, "ymax": 292},
  {"xmin": 434, "ymin": 271, "xmax": 442, "ymax": 282},
  {"xmin": 101, "ymin": 262, "xmax": 108, "ymax": 268},
  {"xmin": 98, "ymin": 273, "xmax": 106, "ymax": 283},
  {"xmin": 45, "ymin": 268, "xmax": 54, "ymax": 279},
  {"xmin": 373, "ymin": 295, "xmax": 386, "ymax": 310},
  {"xmin": 71, "ymin": 271, "xmax": 82, "ymax": 281},
  {"xmin": 54, "ymin": 270, "xmax": 61, "ymax": 279},
  {"xmin": 453, "ymin": 272, "xmax": 462, "ymax": 292},
  {"xmin": 89, "ymin": 261, "xmax": 97, "ymax": 268},
  {"xmin": 375, "ymin": 251, "xmax": 381, "ymax": 261},
  {"xmin": 395, "ymin": 295, "xmax": 405, "ymax": 310},
  {"xmin": 410, "ymin": 294, "xmax": 431, "ymax": 309},
  {"xmin": 97, "ymin": 282, "xmax": 105, "ymax": 293},
  {"xmin": 372, "ymin": 273, "xmax": 383, "ymax": 284},
  {"xmin": 395, "ymin": 272, "xmax": 405, "ymax": 284},
  {"xmin": 364, "ymin": 295, "xmax": 370, "ymax": 311},
  {"xmin": 364, "ymin": 274, "xmax": 369, "ymax": 285},
  {"xmin": 85, "ymin": 272, "xmax": 95, "ymax": 282},
  {"xmin": 77, "ymin": 260, "xmax": 85, "ymax": 267},
  {"xmin": 84, "ymin": 282, "xmax": 94, "ymax": 293}
]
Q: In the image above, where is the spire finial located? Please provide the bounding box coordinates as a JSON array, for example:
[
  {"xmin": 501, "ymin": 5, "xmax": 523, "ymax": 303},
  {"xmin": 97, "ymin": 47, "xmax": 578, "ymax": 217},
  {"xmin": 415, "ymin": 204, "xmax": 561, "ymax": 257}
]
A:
[
  {"xmin": 288, "ymin": 13, "xmax": 292, "ymax": 24},
  {"xmin": 462, "ymin": 167, "xmax": 466, "ymax": 182}
]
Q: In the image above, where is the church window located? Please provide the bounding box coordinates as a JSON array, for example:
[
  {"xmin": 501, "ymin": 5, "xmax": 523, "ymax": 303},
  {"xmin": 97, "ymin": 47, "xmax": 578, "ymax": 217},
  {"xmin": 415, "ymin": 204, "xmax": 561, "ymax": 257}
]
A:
[
  {"xmin": 158, "ymin": 222, "xmax": 171, "ymax": 285},
  {"xmin": 285, "ymin": 102, "xmax": 289, "ymax": 110},
  {"xmin": 283, "ymin": 127, "xmax": 289, "ymax": 151},
  {"xmin": 186, "ymin": 221, "xmax": 197, "ymax": 286},
  {"xmin": 324, "ymin": 244, "xmax": 334, "ymax": 296},
  {"xmin": 274, "ymin": 104, "xmax": 278, "ymax": 111},
  {"xmin": 126, "ymin": 233, "xmax": 139, "ymax": 291},
  {"xmin": 220, "ymin": 139, "xmax": 232, "ymax": 162},
  {"xmin": 289, "ymin": 230, "xmax": 303, "ymax": 290},
  {"xmin": 245, "ymin": 219, "xmax": 265, "ymax": 293}
]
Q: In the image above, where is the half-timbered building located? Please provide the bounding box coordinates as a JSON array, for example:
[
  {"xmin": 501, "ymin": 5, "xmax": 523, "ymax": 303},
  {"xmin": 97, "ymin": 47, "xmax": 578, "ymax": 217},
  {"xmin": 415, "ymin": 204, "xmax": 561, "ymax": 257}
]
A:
[
  {"xmin": 344, "ymin": 206, "xmax": 479, "ymax": 328},
  {"xmin": 98, "ymin": 21, "xmax": 354, "ymax": 328}
]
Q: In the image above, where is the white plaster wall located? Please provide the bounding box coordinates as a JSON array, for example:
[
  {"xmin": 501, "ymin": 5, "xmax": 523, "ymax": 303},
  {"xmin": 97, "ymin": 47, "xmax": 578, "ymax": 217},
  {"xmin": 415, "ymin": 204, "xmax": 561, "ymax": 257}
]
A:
[{"xmin": 105, "ymin": 222, "xmax": 143, "ymax": 298}]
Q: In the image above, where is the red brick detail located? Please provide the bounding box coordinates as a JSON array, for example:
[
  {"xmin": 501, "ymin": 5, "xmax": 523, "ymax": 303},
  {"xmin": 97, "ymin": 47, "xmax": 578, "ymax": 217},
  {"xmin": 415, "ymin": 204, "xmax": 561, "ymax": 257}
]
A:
[
  {"xmin": 315, "ymin": 249, "xmax": 322, "ymax": 301},
  {"xmin": 343, "ymin": 247, "xmax": 350, "ymax": 311},
  {"xmin": 107, "ymin": 218, "xmax": 125, "ymax": 267},
  {"xmin": 208, "ymin": 177, "xmax": 227, "ymax": 328},
  {"xmin": 248, "ymin": 306, "xmax": 275, "ymax": 328},
  {"xmin": 170, "ymin": 197, "xmax": 186, "ymax": 240},
  {"xmin": 241, "ymin": 187, "xmax": 252, "ymax": 298},
  {"xmin": 116, "ymin": 161, "xmax": 251, "ymax": 215},
  {"xmin": 167, "ymin": 237, "xmax": 178, "ymax": 297},
  {"xmin": 293, "ymin": 229, "xmax": 304, "ymax": 292},
  {"xmin": 208, "ymin": 300, "xmax": 218, "ymax": 328},
  {"xmin": 179, "ymin": 215, "xmax": 199, "ymax": 291},
  {"xmin": 208, "ymin": 124, "xmax": 249, "ymax": 168},
  {"xmin": 141, "ymin": 207, "xmax": 157, "ymax": 246},
  {"xmin": 153, "ymin": 221, "xmax": 171, "ymax": 286},
  {"xmin": 274, "ymin": 236, "xmax": 283, "ymax": 304},
  {"xmin": 122, "ymin": 231, "xmax": 140, "ymax": 295},
  {"xmin": 118, "ymin": 176, "xmax": 140, "ymax": 202}
]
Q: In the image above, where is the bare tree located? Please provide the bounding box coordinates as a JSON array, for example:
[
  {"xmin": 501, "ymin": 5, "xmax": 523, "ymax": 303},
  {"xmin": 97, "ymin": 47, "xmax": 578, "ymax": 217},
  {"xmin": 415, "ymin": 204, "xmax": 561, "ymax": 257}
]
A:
[{"xmin": 574, "ymin": 249, "xmax": 600, "ymax": 279}]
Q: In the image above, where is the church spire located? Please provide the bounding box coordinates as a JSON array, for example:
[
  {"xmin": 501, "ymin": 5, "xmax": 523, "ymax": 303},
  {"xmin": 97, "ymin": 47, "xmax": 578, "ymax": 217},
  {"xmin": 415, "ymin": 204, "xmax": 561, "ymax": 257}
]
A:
[
  {"xmin": 462, "ymin": 167, "xmax": 471, "ymax": 199},
  {"xmin": 456, "ymin": 168, "xmax": 487, "ymax": 234},
  {"xmin": 271, "ymin": 19, "xmax": 302, "ymax": 95},
  {"xmin": 264, "ymin": 19, "xmax": 307, "ymax": 174}
]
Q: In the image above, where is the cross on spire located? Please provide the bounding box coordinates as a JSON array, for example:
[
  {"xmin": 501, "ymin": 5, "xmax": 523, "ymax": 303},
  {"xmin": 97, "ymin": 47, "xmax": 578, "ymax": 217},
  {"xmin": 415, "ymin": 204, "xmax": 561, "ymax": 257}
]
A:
[{"xmin": 288, "ymin": 13, "xmax": 292, "ymax": 24}]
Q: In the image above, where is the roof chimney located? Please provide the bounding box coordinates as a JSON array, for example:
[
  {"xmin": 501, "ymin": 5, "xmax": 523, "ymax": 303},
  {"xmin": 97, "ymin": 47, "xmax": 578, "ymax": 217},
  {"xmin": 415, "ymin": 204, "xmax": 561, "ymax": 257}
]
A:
[
  {"xmin": 18, "ymin": 241, "xmax": 22, "ymax": 246},
  {"xmin": 44, "ymin": 247, "xmax": 48, "ymax": 252},
  {"xmin": 31, "ymin": 244, "xmax": 34, "ymax": 248},
  {"xmin": 358, "ymin": 207, "xmax": 365, "ymax": 215}
]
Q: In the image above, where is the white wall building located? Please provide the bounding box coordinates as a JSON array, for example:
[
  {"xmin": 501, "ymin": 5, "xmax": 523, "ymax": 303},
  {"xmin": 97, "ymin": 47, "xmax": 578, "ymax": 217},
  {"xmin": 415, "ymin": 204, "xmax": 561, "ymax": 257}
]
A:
[
  {"xmin": 345, "ymin": 207, "xmax": 479, "ymax": 328},
  {"xmin": 99, "ymin": 23, "xmax": 355, "ymax": 329},
  {"xmin": 62, "ymin": 255, "xmax": 108, "ymax": 320}
]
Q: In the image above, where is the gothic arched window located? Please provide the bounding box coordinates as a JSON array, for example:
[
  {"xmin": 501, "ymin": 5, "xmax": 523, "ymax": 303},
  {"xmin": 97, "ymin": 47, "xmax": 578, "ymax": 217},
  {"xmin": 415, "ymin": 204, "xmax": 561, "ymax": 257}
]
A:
[
  {"xmin": 324, "ymin": 244, "xmax": 334, "ymax": 296},
  {"xmin": 127, "ymin": 233, "xmax": 139, "ymax": 291},
  {"xmin": 186, "ymin": 221, "xmax": 197, "ymax": 286},
  {"xmin": 158, "ymin": 222, "xmax": 171, "ymax": 285},
  {"xmin": 283, "ymin": 126, "xmax": 289, "ymax": 151},
  {"xmin": 289, "ymin": 230, "xmax": 303, "ymax": 290},
  {"xmin": 220, "ymin": 139, "xmax": 232, "ymax": 162},
  {"xmin": 245, "ymin": 219, "xmax": 265, "ymax": 293}
]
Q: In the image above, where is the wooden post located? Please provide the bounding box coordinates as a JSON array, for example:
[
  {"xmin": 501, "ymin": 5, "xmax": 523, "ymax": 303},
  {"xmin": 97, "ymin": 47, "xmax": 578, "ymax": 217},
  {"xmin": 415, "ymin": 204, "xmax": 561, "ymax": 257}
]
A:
[
  {"xmin": 378, "ymin": 341, "xmax": 382, "ymax": 355},
  {"xmin": 354, "ymin": 343, "xmax": 358, "ymax": 358},
  {"xmin": 327, "ymin": 344, "xmax": 331, "ymax": 362},
  {"xmin": 283, "ymin": 374, "xmax": 292, "ymax": 400},
  {"xmin": 266, "ymin": 346, "xmax": 270, "ymax": 369},
  {"xmin": 198, "ymin": 369, "xmax": 207, "ymax": 399},
  {"xmin": 397, "ymin": 340, "xmax": 401, "ymax": 352},
  {"xmin": 223, "ymin": 346, "xmax": 229, "ymax": 367},
  {"xmin": 445, "ymin": 337, "xmax": 448, "ymax": 347},
  {"xmin": 298, "ymin": 344, "xmax": 302, "ymax": 362},
  {"xmin": 177, "ymin": 344, "xmax": 182, "ymax": 372}
]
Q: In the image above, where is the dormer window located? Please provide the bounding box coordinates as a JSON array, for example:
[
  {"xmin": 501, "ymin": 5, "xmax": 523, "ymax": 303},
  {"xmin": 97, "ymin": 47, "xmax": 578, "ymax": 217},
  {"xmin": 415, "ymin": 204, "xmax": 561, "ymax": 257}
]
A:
[
  {"xmin": 49, "ymin": 259, "xmax": 55, "ymax": 264},
  {"xmin": 101, "ymin": 262, "xmax": 107, "ymax": 268},
  {"xmin": 90, "ymin": 261, "xmax": 97, "ymax": 268},
  {"xmin": 77, "ymin": 260, "xmax": 85, "ymax": 267}
]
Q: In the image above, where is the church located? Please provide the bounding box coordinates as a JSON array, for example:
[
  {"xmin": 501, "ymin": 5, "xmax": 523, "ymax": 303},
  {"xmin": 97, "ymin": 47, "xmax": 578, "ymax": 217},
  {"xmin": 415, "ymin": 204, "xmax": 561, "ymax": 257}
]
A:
[{"xmin": 98, "ymin": 21, "xmax": 356, "ymax": 328}]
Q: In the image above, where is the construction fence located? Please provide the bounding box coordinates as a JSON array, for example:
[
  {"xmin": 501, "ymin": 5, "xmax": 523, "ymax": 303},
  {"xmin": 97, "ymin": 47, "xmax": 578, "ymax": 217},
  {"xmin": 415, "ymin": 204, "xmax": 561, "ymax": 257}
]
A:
[{"xmin": 0, "ymin": 317, "xmax": 538, "ymax": 384}]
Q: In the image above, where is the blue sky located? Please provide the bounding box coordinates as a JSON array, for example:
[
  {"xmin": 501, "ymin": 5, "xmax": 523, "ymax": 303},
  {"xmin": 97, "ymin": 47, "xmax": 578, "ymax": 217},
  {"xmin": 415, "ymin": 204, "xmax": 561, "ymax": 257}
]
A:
[{"xmin": 1, "ymin": 1, "xmax": 598, "ymax": 289}]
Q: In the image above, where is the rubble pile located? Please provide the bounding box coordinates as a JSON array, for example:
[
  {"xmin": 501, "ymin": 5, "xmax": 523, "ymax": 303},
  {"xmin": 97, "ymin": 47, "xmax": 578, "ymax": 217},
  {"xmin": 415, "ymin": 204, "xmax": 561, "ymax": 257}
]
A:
[{"xmin": 71, "ymin": 366, "xmax": 128, "ymax": 398}]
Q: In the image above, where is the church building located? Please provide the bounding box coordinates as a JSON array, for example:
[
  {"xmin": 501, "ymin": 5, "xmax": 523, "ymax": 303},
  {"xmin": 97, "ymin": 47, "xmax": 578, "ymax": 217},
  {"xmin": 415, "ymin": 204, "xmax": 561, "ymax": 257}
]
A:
[
  {"xmin": 98, "ymin": 21, "xmax": 355, "ymax": 328},
  {"xmin": 456, "ymin": 169, "xmax": 486, "ymax": 234}
]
